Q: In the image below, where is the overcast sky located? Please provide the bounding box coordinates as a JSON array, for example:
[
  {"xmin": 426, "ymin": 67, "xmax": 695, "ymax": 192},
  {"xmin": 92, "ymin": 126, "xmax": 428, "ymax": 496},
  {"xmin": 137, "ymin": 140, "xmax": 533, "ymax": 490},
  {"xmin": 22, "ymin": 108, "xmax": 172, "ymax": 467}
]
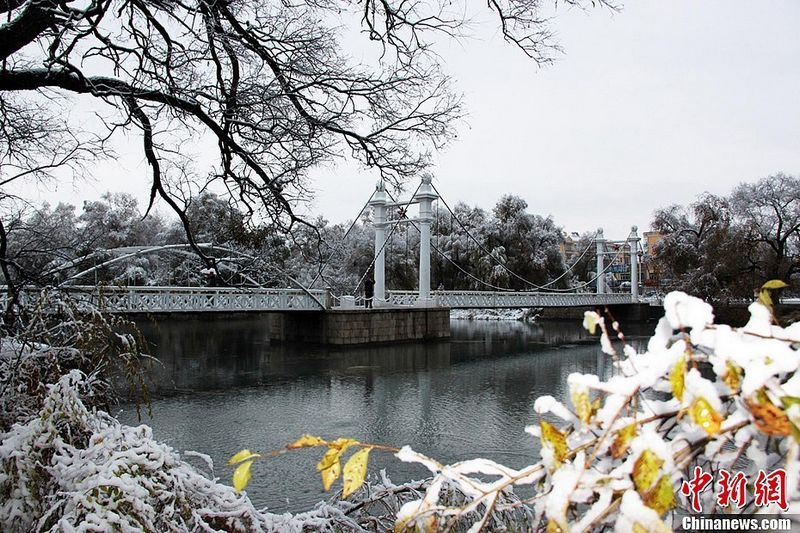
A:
[{"xmin": 20, "ymin": 0, "xmax": 800, "ymax": 240}]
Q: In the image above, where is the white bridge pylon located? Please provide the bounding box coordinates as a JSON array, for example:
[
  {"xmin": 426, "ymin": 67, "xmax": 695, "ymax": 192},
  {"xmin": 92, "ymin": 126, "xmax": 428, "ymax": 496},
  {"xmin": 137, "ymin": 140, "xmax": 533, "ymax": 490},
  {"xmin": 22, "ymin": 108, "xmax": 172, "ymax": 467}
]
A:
[
  {"xmin": 368, "ymin": 174, "xmax": 438, "ymax": 307},
  {"xmin": 368, "ymin": 176, "xmax": 643, "ymax": 307}
]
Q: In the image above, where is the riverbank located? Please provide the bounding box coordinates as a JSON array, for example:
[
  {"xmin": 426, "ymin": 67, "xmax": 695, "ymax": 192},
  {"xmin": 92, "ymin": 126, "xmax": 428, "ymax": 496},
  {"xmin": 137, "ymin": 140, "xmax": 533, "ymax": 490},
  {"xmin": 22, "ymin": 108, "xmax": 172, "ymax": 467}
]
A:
[{"xmin": 451, "ymin": 303, "xmax": 658, "ymax": 323}]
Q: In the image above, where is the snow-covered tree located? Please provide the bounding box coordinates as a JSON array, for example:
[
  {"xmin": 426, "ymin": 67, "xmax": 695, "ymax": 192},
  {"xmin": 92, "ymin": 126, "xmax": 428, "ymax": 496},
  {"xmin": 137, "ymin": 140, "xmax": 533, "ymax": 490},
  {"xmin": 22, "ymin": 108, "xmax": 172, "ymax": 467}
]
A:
[{"xmin": 730, "ymin": 173, "xmax": 800, "ymax": 283}]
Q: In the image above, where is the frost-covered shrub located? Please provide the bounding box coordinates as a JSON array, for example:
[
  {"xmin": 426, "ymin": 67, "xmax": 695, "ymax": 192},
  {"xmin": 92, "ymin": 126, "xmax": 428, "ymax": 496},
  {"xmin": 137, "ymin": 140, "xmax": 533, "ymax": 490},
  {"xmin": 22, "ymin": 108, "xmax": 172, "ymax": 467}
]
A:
[
  {"xmin": 0, "ymin": 371, "xmax": 370, "ymax": 532},
  {"xmin": 0, "ymin": 289, "xmax": 150, "ymax": 431}
]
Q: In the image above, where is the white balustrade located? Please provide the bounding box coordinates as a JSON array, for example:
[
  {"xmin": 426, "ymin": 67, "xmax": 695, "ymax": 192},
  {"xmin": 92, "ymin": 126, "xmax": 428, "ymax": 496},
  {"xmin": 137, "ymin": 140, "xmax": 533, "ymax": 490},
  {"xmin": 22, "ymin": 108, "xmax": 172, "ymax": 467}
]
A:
[
  {"xmin": 387, "ymin": 290, "xmax": 634, "ymax": 308},
  {"xmin": 9, "ymin": 286, "xmax": 328, "ymax": 313}
]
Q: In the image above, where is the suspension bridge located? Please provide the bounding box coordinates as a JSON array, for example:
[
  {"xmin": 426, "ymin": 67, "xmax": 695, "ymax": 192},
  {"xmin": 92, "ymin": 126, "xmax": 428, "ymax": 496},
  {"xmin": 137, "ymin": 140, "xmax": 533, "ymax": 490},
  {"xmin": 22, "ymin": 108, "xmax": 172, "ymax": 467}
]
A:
[
  {"xmin": 36, "ymin": 176, "xmax": 643, "ymax": 313},
  {"xmin": 11, "ymin": 176, "xmax": 649, "ymax": 343}
]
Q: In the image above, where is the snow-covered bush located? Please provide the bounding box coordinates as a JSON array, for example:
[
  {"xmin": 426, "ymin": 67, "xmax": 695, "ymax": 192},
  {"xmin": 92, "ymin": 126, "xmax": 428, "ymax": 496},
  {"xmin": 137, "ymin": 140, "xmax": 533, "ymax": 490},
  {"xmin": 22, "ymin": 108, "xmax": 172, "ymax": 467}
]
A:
[
  {"xmin": 1, "ymin": 289, "xmax": 150, "ymax": 431},
  {"xmin": 1, "ymin": 371, "xmax": 304, "ymax": 531}
]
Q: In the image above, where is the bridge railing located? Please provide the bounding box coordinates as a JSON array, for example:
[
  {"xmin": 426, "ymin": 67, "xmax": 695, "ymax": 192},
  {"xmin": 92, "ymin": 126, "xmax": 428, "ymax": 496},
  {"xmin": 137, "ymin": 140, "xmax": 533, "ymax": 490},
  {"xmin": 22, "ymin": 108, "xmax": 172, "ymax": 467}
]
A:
[
  {"xmin": 6, "ymin": 286, "xmax": 329, "ymax": 312},
  {"xmin": 387, "ymin": 290, "xmax": 635, "ymax": 308}
]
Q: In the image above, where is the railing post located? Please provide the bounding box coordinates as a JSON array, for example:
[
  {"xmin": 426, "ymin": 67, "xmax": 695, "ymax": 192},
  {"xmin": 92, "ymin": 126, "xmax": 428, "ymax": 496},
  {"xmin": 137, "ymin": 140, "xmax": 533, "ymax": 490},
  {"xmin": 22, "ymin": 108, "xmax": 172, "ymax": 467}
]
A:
[
  {"xmin": 369, "ymin": 181, "xmax": 389, "ymax": 306},
  {"xmin": 629, "ymin": 225, "xmax": 640, "ymax": 302},
  {"xmin": 414, "ymin": 174, "xmax": 437, "ymax": 306},
  {"xmin": 596, "ymin": 228, "xmax": 605, "ymax": 294},
  {"xmin": 325, "ymin": 287, "xmax": 333, "ymax": 310}
]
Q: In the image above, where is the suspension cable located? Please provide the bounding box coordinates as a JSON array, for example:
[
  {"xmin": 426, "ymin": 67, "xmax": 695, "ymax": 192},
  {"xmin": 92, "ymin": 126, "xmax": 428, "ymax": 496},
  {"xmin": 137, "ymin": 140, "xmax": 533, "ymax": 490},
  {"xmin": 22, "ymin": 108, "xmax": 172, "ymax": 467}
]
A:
[
  {"xmin": 423, "ymin": 224, "xmax": 514, "ymax": 291},
  {"xmin": 351, "ymin": 182, "xmax": 423, "ymax": 295},
  {"xmin": 381, "ymin": 189, "xmax": 514, "ymax": 292},
  {"xmin": 431, "ymin": 183, "xmax": 596, "ymax": 291},
  {"xmin": 309, "ymin": 189, "xmax": 376, "ymax": 288},
  {"xmin": 402, "ymin": 211, "xmax": 627, "ymax": 294}
]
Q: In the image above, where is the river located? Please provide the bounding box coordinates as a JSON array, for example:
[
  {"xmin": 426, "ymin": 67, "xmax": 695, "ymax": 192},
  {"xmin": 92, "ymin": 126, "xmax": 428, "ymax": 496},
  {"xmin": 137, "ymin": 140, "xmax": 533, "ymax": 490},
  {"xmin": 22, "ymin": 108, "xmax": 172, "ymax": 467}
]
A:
[{"xmin": 117, "ymin": 315, "xmax": 651, "ymax": 513}]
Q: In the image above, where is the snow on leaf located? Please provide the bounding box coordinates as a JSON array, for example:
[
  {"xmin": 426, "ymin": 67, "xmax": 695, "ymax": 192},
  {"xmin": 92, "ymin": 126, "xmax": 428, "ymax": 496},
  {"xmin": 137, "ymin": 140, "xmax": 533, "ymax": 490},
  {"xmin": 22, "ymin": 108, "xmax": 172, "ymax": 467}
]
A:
[
  {"xmin": 287, "ymin": 434, "xmax": 326, "ymax": 449},
  {"xmin": 611, "ymin": 423, "xmax": 638, "ymax": 459},
  {"xmin": 232, "ymin": 459, "xmax": 254, "ymax": 493},
  {"xmin": 633, "ymin": 450, "xmax": 663, "ymax": 494},
  {"xmin": 533, "ymin": 395, "xmax": 576, "ymax": 422},
  {"xmin": 583, "ymin": 311, "xmax": 600, "ymax": 335},
  {"xmin": 540, "ymin": 421, "xmax": 568, "ymax": 464},
  {"xmin": 342, "ymin": 447, "xmax": 371, "ymax": 499},
  {"xmin": 570, "ymin": 383, "xmax": 592, "ymax": 425},
  {"xmin": 395, "ymin": 498, "xmax": 436, "ymax": 532},
  {"xmin": 723, "ymin": 361, "xmax": 742, "ymax": 394},
  {"xmin": 689, "ymin": 397, "xmax": 723, "ymax": 435},
  {"xmin": 669, "ymin": 355, "xmax": 686, "ymax": 402}
]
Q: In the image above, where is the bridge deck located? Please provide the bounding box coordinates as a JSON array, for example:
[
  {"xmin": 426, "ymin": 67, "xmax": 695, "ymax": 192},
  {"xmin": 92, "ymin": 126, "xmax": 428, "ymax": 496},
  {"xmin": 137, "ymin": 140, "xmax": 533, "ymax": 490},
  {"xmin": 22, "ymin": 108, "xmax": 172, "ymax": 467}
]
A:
[
  {"xmin": 9, "ymin": 286, "xmax": 636, "ymax": 314},
  {"xmin": 389, "ymin": 290, "xmax": 635, "ymax": 308},
  {"xmin": 15, "ymin": 286, "xmax": 329, "ymax": 313}
]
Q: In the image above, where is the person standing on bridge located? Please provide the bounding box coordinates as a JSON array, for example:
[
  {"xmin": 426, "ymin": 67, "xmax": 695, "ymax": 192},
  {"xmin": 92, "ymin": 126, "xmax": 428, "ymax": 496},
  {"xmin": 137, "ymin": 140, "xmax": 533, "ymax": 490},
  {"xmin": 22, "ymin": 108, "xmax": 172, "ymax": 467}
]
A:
[{"xmin": 364, "ymin": 275, "xmax": 375, "ymax": 308}]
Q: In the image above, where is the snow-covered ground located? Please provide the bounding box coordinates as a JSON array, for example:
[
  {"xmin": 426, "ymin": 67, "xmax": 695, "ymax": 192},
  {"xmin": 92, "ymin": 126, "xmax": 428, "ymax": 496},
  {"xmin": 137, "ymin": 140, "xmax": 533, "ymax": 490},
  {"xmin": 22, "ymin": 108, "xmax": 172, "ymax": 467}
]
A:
[{"xmin": 450, "ymin": 308, "xmax": 540, "ymax": 321}]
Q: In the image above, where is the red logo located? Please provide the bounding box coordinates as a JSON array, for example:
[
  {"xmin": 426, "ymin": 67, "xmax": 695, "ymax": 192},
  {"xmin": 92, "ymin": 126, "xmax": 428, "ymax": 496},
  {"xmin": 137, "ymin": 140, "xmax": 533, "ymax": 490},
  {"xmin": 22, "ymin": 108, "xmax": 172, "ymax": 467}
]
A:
[
  {"xmin": 680, "ymin": 466, "xmax": 713, "ymax": 513},
  {"xmin": 679, "ymin": 467, "xmax": 788, "ymax": 513},
  {"xmin": 716, "ymin": 469, "xmax": 747, "ymax": 509},
  {"xmin": 754, "ymin": 469, "xmax": 788, "ymax": 511}
]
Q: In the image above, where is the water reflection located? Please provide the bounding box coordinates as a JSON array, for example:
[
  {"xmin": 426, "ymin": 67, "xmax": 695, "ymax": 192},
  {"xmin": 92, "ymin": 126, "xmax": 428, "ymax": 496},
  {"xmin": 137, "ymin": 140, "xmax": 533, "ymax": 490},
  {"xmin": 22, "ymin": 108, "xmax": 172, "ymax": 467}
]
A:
[{"xmin": 119, "ymin": 316, "xmax": 650, "ymax": 513}]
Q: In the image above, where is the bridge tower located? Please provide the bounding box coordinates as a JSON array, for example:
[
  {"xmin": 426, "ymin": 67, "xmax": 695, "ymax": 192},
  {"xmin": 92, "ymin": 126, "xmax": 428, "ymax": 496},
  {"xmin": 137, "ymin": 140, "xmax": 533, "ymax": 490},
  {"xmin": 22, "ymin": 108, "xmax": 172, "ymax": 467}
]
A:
[
  {"xmin": 596, "ymin": 228, "xmax": 606, "ymax": 294},
  {"xmin": 368, "ymin": 181, "xmax": 389, "ymax": 305},
  {"xmin": 629, "ymin": 225, "xmax": 640, "ymax": 302},
  {"xmin": 414, "ymin": 174, "xmax": 438, "ymax": 304},
  {"xmin": 369, "ymin": 175, "xmax": 438, "ymax": 306}
]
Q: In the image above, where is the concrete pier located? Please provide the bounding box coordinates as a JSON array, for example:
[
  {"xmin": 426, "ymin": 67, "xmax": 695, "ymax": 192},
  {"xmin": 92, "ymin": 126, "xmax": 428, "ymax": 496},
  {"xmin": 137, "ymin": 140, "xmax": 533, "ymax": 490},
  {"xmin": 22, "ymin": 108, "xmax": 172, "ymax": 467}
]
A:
[{"xmin": 268, "ymin": 307, "xmax": 451, "ymax": 345}]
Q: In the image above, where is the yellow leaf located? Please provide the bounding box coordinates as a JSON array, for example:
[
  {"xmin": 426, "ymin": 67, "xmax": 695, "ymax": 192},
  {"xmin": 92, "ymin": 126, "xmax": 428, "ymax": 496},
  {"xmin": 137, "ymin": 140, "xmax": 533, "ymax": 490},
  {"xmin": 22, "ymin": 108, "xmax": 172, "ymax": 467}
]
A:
[
  {"xmin": 318, "ymin": 453, "xmax": 341, "ymax": 491},
  {"xmin": 632, "ymin": 524, "xmax": 648, "ymax": 533},
  {"xmin": 394, "ymin": 516, "xmax": 416, "ymax": 533},
  {"xmin": 591, "ymin": 397, "xmax": 602, "ymax": 416},
  {"xmin": 611, "ymin": 423, "xmax": 637, "ymax": 459},
  {"xmin": 287, "ymin": 434, "xmax": 326, "ymax": 449},
  {"xmin": 547, "ymin": 518, "xmax": 566, "ymax": 533},
  {"xmin": 669, "ymin": 356, "xmax": 686, "ymax": 402},
  {"xmin": 723, "ymin": 361, "xmax": 741, "ymax": 394},
  {"xmin": 540, "ymin": 421, "xmax": 568, "ymax": 464},
  {"xmin": 571, "ymin": 384, "xmax": 592, "ymax": 425},
  {"xmin": 633, "ymin": 449, "xmax": 664, "ymax": 494},
  {"xmin": 583, "ymin": 311, "xmax": 599, "ymax": 335},
  {"xmin": 643, "ymin": 474, "xmax": 676, "ymax": 516},
  {"xmin": 342, "ymin": 447, "xmax": 372, "ymax": 498},
  {"xmin": 781, "ymin": 396, "xmax": 800, "ymax": 409},
  {"xmin": 228, "ymin": 449, "xmax": 261, "ymax": 465},
  {"xmin": 316, "ymin": 439, "xmax": 357, "ymax": 491},
  {"xmin": 689, "ymin": 396, "xmax": 723, "ymax": 435},
  {"xmin": 758, "ymin": 289, "xmax": 773, "ymax": 308},
  {"xmin": 232, "ymin": 459, "xmax": 254, "ymax": 493},
  {"xmin": 329, "ymin": 437, "xmax": 358, "ymax": 450},
  {"xmin": 762, "ymin": 279, "xmax": 789, "ymax": 290}
]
